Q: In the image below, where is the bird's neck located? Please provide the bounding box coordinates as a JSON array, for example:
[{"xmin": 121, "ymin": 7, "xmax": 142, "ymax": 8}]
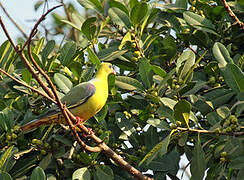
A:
[{"xmin": 95, "ymin": 69, "xmax": 109, "ymax": 82}]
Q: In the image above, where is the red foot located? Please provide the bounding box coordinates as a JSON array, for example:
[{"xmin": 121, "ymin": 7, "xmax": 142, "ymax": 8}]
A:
[{"xmin": 75, "ymin": 116, "xmax": 83, "ymax": 125}]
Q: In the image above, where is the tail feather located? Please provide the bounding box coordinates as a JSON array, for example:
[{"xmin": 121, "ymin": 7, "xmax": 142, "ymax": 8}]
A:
[{"xmin": 21, "ymin": 112, "xmax": 63, "ymax": 132}]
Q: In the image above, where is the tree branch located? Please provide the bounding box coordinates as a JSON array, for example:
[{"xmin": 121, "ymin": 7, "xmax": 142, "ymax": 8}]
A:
[
  {"xmin": 0, "ymin": 2, "xmax": 28, "ymax": 39},
  {"xmin": 176, "ymin": 127, "xmax": 244, "ymax": 137},
  {"xmin": 221, "ymin": 0, "xmax": 244, "ymax": 30}
]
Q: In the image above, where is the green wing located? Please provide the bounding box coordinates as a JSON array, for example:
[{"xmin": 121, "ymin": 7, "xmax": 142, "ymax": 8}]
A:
[{"xmin": 61, "ymin": 82, "xmax": 96, "ymax": 108}]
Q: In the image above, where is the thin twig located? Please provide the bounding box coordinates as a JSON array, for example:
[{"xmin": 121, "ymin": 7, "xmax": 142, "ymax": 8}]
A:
[
  {"xmin": 0, "ymin": 2, "xmax": 28, "ymax": 38},
  {"xmin": 176, "ymin": 127, "xmax": 244, "ymax": 136},
  {"xmin": 0, "ymin": 68, "xmax": 55, "ymax": 103},
  {"xmin": 221, "ymin": 0, "xmax": 244, "ymax": 30}
]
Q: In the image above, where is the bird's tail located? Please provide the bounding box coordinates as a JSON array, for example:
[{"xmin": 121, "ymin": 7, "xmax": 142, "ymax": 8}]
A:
[{"xmin": 21, "ymin": 112, "xmax": 64, "ymax": 132}]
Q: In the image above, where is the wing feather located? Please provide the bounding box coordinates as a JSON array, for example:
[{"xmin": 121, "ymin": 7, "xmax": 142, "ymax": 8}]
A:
[{"xmin": 61, "ymin": 82, "xmax": 96, "ymax": 108}]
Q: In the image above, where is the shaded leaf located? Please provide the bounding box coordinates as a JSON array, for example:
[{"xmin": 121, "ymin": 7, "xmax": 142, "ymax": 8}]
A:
[
  {"xmin": 108, "ymin": 8, "xmax": 131, "ymax": 29},
  {"xmin": 115, "ymin": 76, "xmax": 144, "ymax": 91},
  {"xmin": 54, "ymin": 73, "xmax": 73, "ymax": 94},
  {"xmin": 81, "ymin": 17, "xmax": 97, "ymax": 40},
  {"xmin": 60, "ymin": 42, "xmax": 76, "ymax": 66},
  {"xmin": 72, "ymin": 167, "xmax": 91, "ymax": 180},
  {"xmin": 130, "ymin": 2, "xmax": 148, "ymax": 26},
  {"xmin": 213, "ymin": 42, "xmax": 233, "ymax": 68},
  {"xmin": 173, "ymin": 100, "xmax": 191, "ymax": 127},
  {"xmin": 30, "ymin": 166, "xmax": 46, "ymax": 180}
]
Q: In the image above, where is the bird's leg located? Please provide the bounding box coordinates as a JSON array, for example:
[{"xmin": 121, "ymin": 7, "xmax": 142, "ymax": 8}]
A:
[
  {"xmin": 75, "ymin": 116, "xmax": 83, "ymax": 125},
  {"xmin": 75, "ymin": 116, "xmax": 94, "ymax": 136}
]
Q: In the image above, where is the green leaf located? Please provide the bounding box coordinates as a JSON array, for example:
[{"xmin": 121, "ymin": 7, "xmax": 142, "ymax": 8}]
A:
[
  {"xmin": 229, "ymin": 156, "xmax": 244, "ymax": 169},
  {"xmin": 72, "ymin": 167, "xmax": 91, "ymax": 180},
  {"xmin": 213, "ymin": 42, "xmax": 233, "ymax": 68},
  {"xmin": 0, "ymin": 146, "xmax": 14, "ymax": 170},
  {"xmin": 176, "ymin": 50, "xmax": 195, "ymax": 81},
  {"xmin": 30, "ymin": 166, "xmax": 46, "ymax": 180},
  {"xmin": 151, "ymin": 65, "xmax": 166, "ymax": 78},
  {"xmin": 81, "ymin": 17, "xmax": 97, "ymax": 40},
  {"xmin": 139, "ymin": 58, "xmax": 153, "ymax": 89},
  {"xmin": 33, "ymin": 37, "xmax": 44, "ymax": 55},
  {"xmin": 139, "ymin": 130, "xmax": 176, "ymax": 166},
  {"xmin": 0, "ymin": 40, "xmax": 11, "ymax": 64},
  {"xmin": 115, "ymin": 76, "xmax": 144, "ymax": 91},
  {"xmin": 190, "ymin": 136, "xmax": 206, "ymax": 180},
  {"xmin": 160, "ymin": 98, "xmax": 177, "ymax": 110},
  {"xmin": 77, "ymin": 0, "xmax": 103, "ymax": 14},
  {"xmin": 95, "ymin": 165, "xmax": 114, "ymax": 180},
  {"xmin": 39, "ymin": 153, "xmax": 52, "ymax": 170},
  {"xmin": 54, "ymin": 73, "xmax": 73, "ymax": 94},
  {"xmin": 173, "ymin": 100, "xmax": 191, "ymax": 127},
  {"xmin": 130, "ymin": 2, "xmax": 148, "ymax": 26},
  {"xmin": 98, "ymin": 47, "xmax": 127, "ymax": 61},
  {"xmin": 119, "ymin": 32, "xmax": 131, "ymax": 50},
  {"xmin": 147, "ymin": 118, "xmax": 170, "ymax": 130},
  {"xmin": 87, "ymin": 48, "xmax": 100, "ymax": 65},
  {"xmin": 108, "ymin": 8, "xmax": 131, "ymax": 29},
  {"xmin": 109, "ymin": 0, "xmax": 129, "ymax": 15},
  {"xmin": 0, "ymin": 171, "xmax": 12, "ymax": 180},
  {"xmin": 61, "ymin": 20, "xmax": 81, "ymax": 31},
  {"xmin": 22, "ymin": 69, "xmax": 32, "ymax": 84},
  {"xmin": 115, "ymin": 112, "xmax": 136, "ymax": 137},
  {"xmin": 223, "ymin": 63, "xmax": 244, "ymax": 92},
  {"xmin": 41, "ymin": 40, "xmax": 55, "ymax": 66},
  {"xmin": 60, "ymin": 41, "xmax": 76, "ymax": 66},
  {"xmin": 183, "ymin": 11, "xmax": 217, "ymax": 35}
]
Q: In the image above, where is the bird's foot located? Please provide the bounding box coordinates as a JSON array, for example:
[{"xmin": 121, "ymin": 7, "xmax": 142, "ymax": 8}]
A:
[{"xmin": 75, "ymin": 116, "xmax": 83, "ymax": 125}]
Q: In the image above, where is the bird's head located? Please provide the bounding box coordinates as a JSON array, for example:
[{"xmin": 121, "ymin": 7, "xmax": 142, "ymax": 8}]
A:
[{"xmin": 99, "ymin": 62, "xmax": 116, "ymax": 76}]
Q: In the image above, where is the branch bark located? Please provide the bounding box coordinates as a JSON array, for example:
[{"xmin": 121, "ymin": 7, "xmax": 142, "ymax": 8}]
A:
[{"xmin": 221, "ymin": 0, "xmax": 244, "ymax": 30}]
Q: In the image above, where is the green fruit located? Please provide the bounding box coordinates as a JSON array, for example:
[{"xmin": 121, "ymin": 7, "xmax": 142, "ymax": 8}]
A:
[
  {"xmin": 131, "ymin": 57, "xmax": 138, "ymax": 62},
  {"xmin": 13, "ymin": 125, "xmax": 20, "ymax": 132},
  {"xmin": 221, "ymin": 151, "xmax": 227, "ymax": 157},
  {"xmin": 209, "ymin": 76, "xmax": 216, "ymax": 84},
  {"xmin": 36, "ymin": 140, "xmax": 43, "ymax": 146},
  {"xmin": 176, "ymin": 121, "xmax": 182, "ymax": 127},
  {"xmin": 220, "ymin": 157, "xmax": 226, "ymax": 162},
  {"xmin": 41, "ymin": 150, "xmax": 47, "ymax": 155},
  {"xmin": 6, "ymin": 135, "xmax": 12, "ymax": 141},
  {"xmin": 175, "ymin": 85, "xmax": 180, "ymax": 89},
  {"xmin": 226, "ymin": 127, "xmax": 232, "ymax": 132},
  {"xmin": 133, "ymin": 51, "xmax": 140, "ymax": 57},
  {"xmin": 32, "ymin": 139, "xmax": 38, "ymax": 144},
  {"xmin": 11, "ymin": 133, "xmax": 17, "ymax": 139},
  {"xmin": 209, "ymin": 144, "xmax": 215, "ymax": 149},
  {"xmin": 131, "ymin": 42, "xmax": 136, "ymax": 48}
]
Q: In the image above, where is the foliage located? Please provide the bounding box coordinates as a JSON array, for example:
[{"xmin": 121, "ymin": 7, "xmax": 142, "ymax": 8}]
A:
[{"xmin": 0, "ymin": 0, "xmax": 244, "ymax": 179}]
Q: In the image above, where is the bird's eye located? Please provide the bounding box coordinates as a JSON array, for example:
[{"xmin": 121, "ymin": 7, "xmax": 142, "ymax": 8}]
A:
[{"xmin": 109, "ymin": 65, "xmax": 112, "ymax": 69}]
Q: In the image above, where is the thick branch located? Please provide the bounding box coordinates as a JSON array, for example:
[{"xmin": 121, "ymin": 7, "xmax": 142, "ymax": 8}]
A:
[{"xmin": 221, "ymin": 0, "xmax": 244, "ymax": 30}]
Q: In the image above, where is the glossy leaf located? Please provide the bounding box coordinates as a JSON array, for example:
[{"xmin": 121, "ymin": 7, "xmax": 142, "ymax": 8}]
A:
[
  {"xmin": 190, "ymin": 137, "xmax": 206, "ymax": 180},
  {"xmin": 95, "ymin": 165, "xmax": 114, "ymax": 180},
  {"xmin": 87, "ymin": 47, "xmax": 100, "ymax": 65},
  {"xmin": 30, "ymin": 166, "xmax": 46, "ymax": 180},
  {"xmin": 139, "ymin": 58, "xmax": 153, "ymax": 89},
  {"xmin": 41, "ymin": 40, "xmax": 55, "ymax": 66},
  {"xmin": 108, "ymin": 8, "xmax": 131, "ymax": 29},
  {"xmin": 173, "ymin": 100, "xmax": 191, "ymax": 127},
  {"xmin": 54, "ymin": 73, "xmax": 73, "ymax": 94},
  {"xmin": 139, "ymin": 130, "xmax": 176, "ymax": 166},
  {"xmin": 60, "ymin": 42, "xmax": 76, "ymax": 66},
  {"xmin": 72, "ymin": 167, "xmax": 91, "ymax": 180},
  {"xmin": 223, "ymin": 63, "xmax": 244, "ymax": 92},
  {"xmin": 130, "ymin": 2, "xmax": 148, "ymax": 26},
  {"xmin": 115, "ymin": 76, "xmax": 144, "ymax": 91},
  {"xmin": 81, "ymin": 17, "xmax": 97, "ymax": 40},
  {"xmin": 213, "ymin": 42, "xmax": 233, "ymax": 68}
]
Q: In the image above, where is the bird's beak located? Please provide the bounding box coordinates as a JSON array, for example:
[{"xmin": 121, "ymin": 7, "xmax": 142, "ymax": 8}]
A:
[{"xmin": 112, "ymin": 69, "xmax": 116, "ymax": 75}]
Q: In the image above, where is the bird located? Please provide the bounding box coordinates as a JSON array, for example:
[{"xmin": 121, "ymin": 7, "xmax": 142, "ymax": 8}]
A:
[{"xmin": 21, "ymin": 62, "xmax": 116, "ymax": 132}]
